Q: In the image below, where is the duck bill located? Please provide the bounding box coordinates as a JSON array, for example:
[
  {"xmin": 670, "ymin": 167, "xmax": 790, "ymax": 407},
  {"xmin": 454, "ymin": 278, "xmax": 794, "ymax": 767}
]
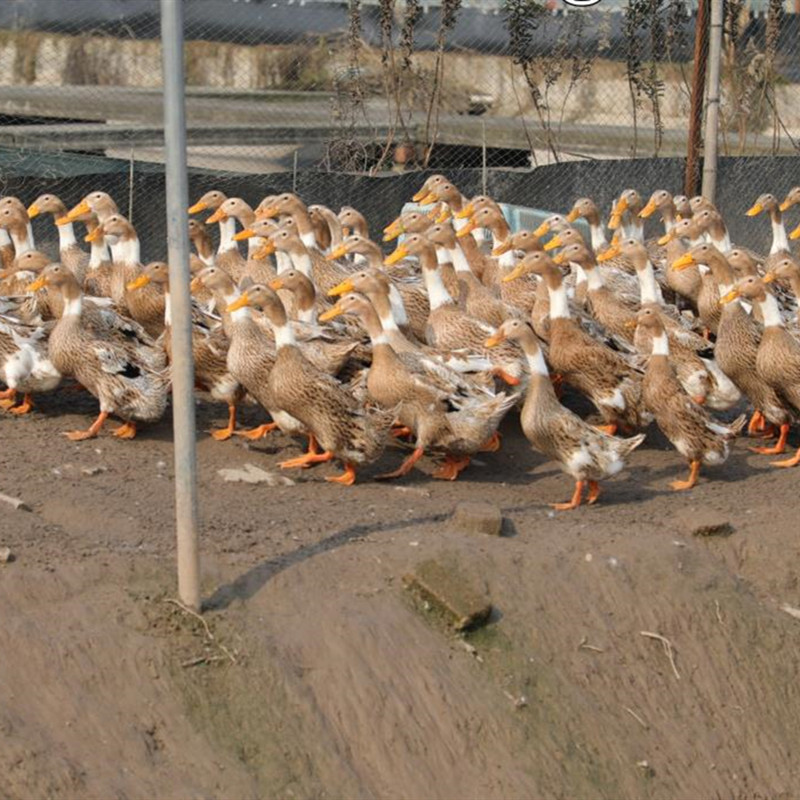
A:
[
  {"xmin": 27, "ymin": 277, "xmax": 47, "ymax": 292},
  {"xmin": 426, "ymin": 204, "xmax": 442, "ymax": 220},
  {"xmin": 762, "ymin": 272, "xmax": 776, "ymax": 284},
  {"xmin": 382, "ymin": 225, "xmax": 403, "ymax": 243},
  {"xmin": 551, "ymin": 252, "xmax": 567, "ymax": 266},
  {"xmin": 745, "ymin": 203, "xmax": 763, "ymax": 217},
  {"xmin": 84, "ymin": 227, "xmax": 103, "ymax": 243},
  {"xmin": 226, "ymin": 293, "xmax": 251, "ymax": 312},
  {"xmin": 127, "ymin": 274, "xmax": 151, "ymax": 291},
  {"xmin": 328, "ymin": 279, "xmax": 355, "ymax": 297},
  {"xmin": 435, "ymin": 207, "xmax": 451, "ymax": 224},
  {"xmin": 639, "ymin": 199, "xmax": 657, "ymax": 218},
  {"xmin": 492, "ymin": 240, "xmax": 512, "ymax": 257},
  {"xmin": 502, "ymin": 265, "xmax": 525, "ymax": 283},
  {"xmin": 456, "ymin": 219, "xmax": 477, "ymax": 238},
  {"xmin": 657, "ymin": 232, "xmax": 674, "ymax": 246},
  {"xmin": 66, "ymin": 199, "xmax": 91, "ymax": 221},
  {"xmin": 188, "ymin": 200, "xmax": 208, "ymax": 214},
  {"xmin": 189, "ymin": 276, "xmax": 203, "ymax": 294},
  {"xmin": 455, "ymin": 203, "xmax": 475, "ymax": 220},
  {"xmin": 205, "ymin": 208, "xmax": 228, "ymax": 224},
  {"xmin": 484, "ymin": 331, "xmax": 506, "ymax": 348},
  {"xmin": 255, "ymin": 205, "xmax": 279, "ymax": 221},
  {"xmin": 779, "ymin": 199, "xmax": 792, "ymax": 212},
  {"xmin": 268, "ymin": 277, "xmax": 284, "ymax": 291},
  {"xmin": 233, "ymin": 228, "xmax": 255, "ymax": 241},
  {"xmin": 565, "ymin": 208, "xmax": 579, "ymax": 223},
  {"xmin": 384, "ymin": 245, "xmax": 409, "ymax": 266},
  {"xmin": 543, "ymin": 235, "xmax": 562, "ymax": 252},
  {"xmin": 671, "ymin": 253, "xmax": 696, "ymax": 271},
  {"xmin": 789, "ymin": 223, "xmax": 800, "ymax": 241},
  {"xmin": 417, "ymin": 192, "xmax": 437, "ymax": 206},
  {"xmin": 608, "ymin": 197, "xmax": 628, "ymax": 230},
  {"xmin": 624, "ymin": 319, "xmax": 638, "ymax": 330},
  {"xmin": 411, "ymin": 187, "xmax": 430, "ymax": 202},
  {"xmin": 533, "ymin": 221, "xmax": 550, "ymax": 238},
  {"xmin": 720, "ymin": 288, "xmax": 740, "ymax": 304},
  {"xmin": 55, "ymin": 215, "xmax": 72, "ymax": 227},
  {"xmin": 253, "ymin": 242, "xmax": 275, "ymax": 260},
  {"xmin": 326, "ymin": 244, "xmax": 349, "ymax": 261},
  {"xmin": 319, "ymin": 305, "xmax": 344, "ymax": 322},
  {"xmin": 27, "ymin": 203, "xmax": 41, "ymax": 219},
  {"xmin": 597, "ymin": 244, "xmax": 620, "ymax": 262}
]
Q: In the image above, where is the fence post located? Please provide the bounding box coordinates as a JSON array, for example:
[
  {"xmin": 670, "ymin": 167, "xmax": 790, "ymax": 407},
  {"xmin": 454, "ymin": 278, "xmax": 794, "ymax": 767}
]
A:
[
  {"xmin": 701, "ymin": 0, "xmax": 723, "ymax": 203},
  {"xmin": 685, "ymin": 0, "xmax": 709, "ymax": 197},
  {"xmin": 160, "ymin": 0, "xmax": 201, "ymax": 611}
]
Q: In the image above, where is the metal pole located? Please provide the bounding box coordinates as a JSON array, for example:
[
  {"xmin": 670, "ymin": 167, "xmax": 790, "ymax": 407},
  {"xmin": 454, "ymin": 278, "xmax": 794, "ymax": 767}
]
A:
[
  {"xmin": 701, "ymin": 0, "xmax": 723, "ymax": 203},
  {"xmin": 160, "ymin": 0, "xmax": 201, "ymax": 611},
  {"xmin": 685, "ymin": 0, "xmax": 708, "ymax": 197}
]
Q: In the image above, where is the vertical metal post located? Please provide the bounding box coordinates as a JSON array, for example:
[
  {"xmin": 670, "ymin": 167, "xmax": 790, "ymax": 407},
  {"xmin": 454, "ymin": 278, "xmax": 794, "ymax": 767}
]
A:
[
  {"xmin": 701, "ymin": 0, "xmax": 723, "ymax": 203},
  {"xmin": 160, "ymin": 0, "xmax": 201, "ymax": 611},
  {"xmin": 685, "ymin": 0, "xmax": 708, "ymax": 197}
]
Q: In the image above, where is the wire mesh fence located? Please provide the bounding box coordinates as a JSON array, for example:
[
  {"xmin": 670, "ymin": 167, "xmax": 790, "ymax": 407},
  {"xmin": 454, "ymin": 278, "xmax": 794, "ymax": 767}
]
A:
[{"xmin": 0, "ymin": 0, "xmax": 798, "ymax": 233}]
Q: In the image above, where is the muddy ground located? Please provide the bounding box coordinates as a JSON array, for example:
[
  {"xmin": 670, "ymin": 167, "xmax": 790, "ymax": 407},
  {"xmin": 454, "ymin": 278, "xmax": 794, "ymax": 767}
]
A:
[{"xmin": 2, "ymin": 388, "xmax": 800, "ymax": 799}]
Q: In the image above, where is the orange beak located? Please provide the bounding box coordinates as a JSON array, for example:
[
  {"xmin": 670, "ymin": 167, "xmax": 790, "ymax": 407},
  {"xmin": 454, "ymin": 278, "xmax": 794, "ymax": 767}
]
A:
[
  {"xmin": 416, "ymin": 192, "xmax": 437, "ymax": 206},
  {"xmin": 319, "ymin": 304, "xmax": 345, "ymax": 323},
  {"xmin": 268, "ymin": 277, "xmax": 284, "ymax": 291},
  {"xmin": 66, "ymin": 199, "xmax": 91, "ymax": 221},
  {"xmin": 657, "ymin": 231, "xmax": 674, "ymax": 246},
  {"xmin": 55, "ymin": 216, "xmax": 72, "ymax": 227},
  {"xmin": 502, "ymin": 265, "xmax": 525, "ymax": 283},
  {"xmin": 27, "ymin": 276, "xmax": 48, "ymax": 292},
  {"xmin": 233, "ymin": 228, "xmax": 255, "ymax": 241},
  {"xmin": 189, "ymin": 276, "xmax": 203, "ymax": 294},
  {"xmin": 745, "ymin": 203, "xmax": 763, "ymax": 217},
  {"xmin": 639, "ymin": 199, "xmax": 657, "ymax": 218},
  {"xmin": 565, "ymin": 208, "xmax": 580, "ymax": 224},
  {"xmin": 762, "ymin": 272, "xmax": 776, "ymax": 284},
  {"xmin": 255, "ymin": 205, "xmax": 280, "ymax": 221},
  {"xmin": 542, "ymin": 235, "xmax": 563, "ymax": 252},
  {"xmin": 435, "ymin": 207, "xmax": 451, "ymax": 224},
  {"xmin": 455, "ymin": 203, "xmax": 475, "ymax": 220},
  {"xmin": 533, "ymin": 221, "xmax": 550, "ymax": 238},
  {"xmin": 384, "ymin": 244, "xmax": 409, "ymax": 266},
  {"xmin": 484, "ymin": 330, "xmax": 506, "ymax": 347},
  {"xmin": 127, "ymin": 274, "xmax": 151, "ymax": 291},
  {"xmin": 597, "ymin": 243, "xmax": 621, "ymax": 262},
  {"xmin": 226, "ymin": 293, "xmax": 251, "ymax": 312},
  {"xmin": 26, "ymin": 203, "xmax": 41, "ymax": 219},
  {"xmin": 205, "ymin": 208, "xmax": 228, "ymax": 224},
  {"xmin": 670, "ymin": 253, "xmax": 696, "ymax": 271},
  {"xmin": 326, "ymin": 244, "xmax": 349, "ymax": 261},
  {"xmin": 411, "ymin": 186, "xmax": 431, "ymax": 203},
  {"xmin": 84, "ymin": 227, "xmax": 103, "ymax": 243},
  {"xmin": 328, "ymin": 278, "xmax": 356, "ymax": 297},
  {"xmin": 456, "ymin": 219, "xmax": 478, "ymax": 239},
  {"xmin": 551, "ymin": 252, "xmax": 567, "ymax": 266},
  {"xmin": 720, "ymin": 288, "xmax": 740, "ymax": 305},
  {"xmin": 608, "ymin": 197, "xmax": 628, "ymax": 230},
  {"xmin": 492, "ymin": 240, "xmax": 512, "ymax": 257},
  {"xmin": 789, "ymin": 222, "xmax": 800, "ymax": 241},
  {"xmin": 188, "ymin": 200, "xmax": 208, "ymax": 214},
  {"xmin": 253, "ymin": 241, "xmax": 276, "ymax": 260}
]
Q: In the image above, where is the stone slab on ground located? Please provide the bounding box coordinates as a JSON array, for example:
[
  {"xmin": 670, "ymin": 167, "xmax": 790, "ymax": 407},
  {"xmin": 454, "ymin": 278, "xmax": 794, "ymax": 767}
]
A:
[{"xmin": 450, "ymin": 501, "xmax": 504, "ymax": 537}]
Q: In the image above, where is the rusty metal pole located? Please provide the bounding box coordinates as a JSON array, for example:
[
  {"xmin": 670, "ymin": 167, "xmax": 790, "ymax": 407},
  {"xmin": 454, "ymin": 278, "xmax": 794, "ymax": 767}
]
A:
[{"xmin": 685, "ymin": 0, "xmax": 709, "ymax": 197}]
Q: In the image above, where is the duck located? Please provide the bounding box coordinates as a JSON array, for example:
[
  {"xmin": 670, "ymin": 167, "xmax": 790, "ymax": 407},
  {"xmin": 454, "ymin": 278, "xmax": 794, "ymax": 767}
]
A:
[
  {"xmin": 337, "ymin": 206, "xmax": 370, "ymax": 240},
  {"xmin": 188, "ymin": 189, "xmax": 247, "ymax": 280},
  {"xmin": 769, "ymin": 254, "xmax": 800, "ymax": 326},
  {"xmin": 608, "ymin": 188, "xmax": 666, "ymax": 265},
  {"xmin": 325, "ymin": 234, "xmax": 430, "ymax": 339},
  {"xmin": 0, "ymin": 311, "xmax": 61, "ymax": 415},
  {"xmin": 722, "ymin": 274, "xmax": 800, "ymax": 468},
  {"xmin": 504, "ymin": 251, "xmax": 647, "ymax": 434},
  {"xmin": 228, "ymin": 285, "xmax": 396, "ymax": 485},
  {"xmin": 634, "ymin": 306, "xmax": 745, "ymax": 489},
  {"xmin": 188, "ymin": 218, "xmax": 215, "ymax": 270},
  {"xmin": 208, "ymin": 197, "xmax": 275, "ymax": 283},
  {"xmin": 384, "ymin": 233, "xmax": 526, "ymax": 388},
  {"xmin": 780, "ymin": 187, "xmax": 800, "ymax": 212},
  {"xmin": 455, "ymin": 203, "xmax": 516, "ymax": 287},
  {"xmin": 128, "ymin": 261, "xmax": 244, "ymax": 440},
  {"xmin": 486, "ymin": 318, "xmax": 645, "ymax": 509},
  {"xmin": 488, "ymin": 229, "xmax": 542, "ymax": 314},
  {"xmin": 673, "ymin": 195, "xmax": 692, "ymax": 219},
  {"xmin": 322, "ymin": 292, "xmax": 513, "ymax": 480},
  {"xmin": 746, "ymin": 194, "xmax": 792, "ymax": 255},
  {"xmin": 65, "ymin": 191, "xmax": 119, "ymax": 227},
  {"xmin": 27, "ymin": 193, "xmax": 89, "ymax": 283},
  {"xmin": 0, "ymin": 204, "xmax": 35, "ymax": 259},
  {"xmin": 54, "ymin": 206, "xmax": 113, "ymax": 298},
  {"xmin": 27, "ymin": 264, "xmax": 168, "ymax": 439},
  {"xmin": 92, "ymin": 214, "xmax": 165, "ymax": 337},
  {"xmin": 639, "ymin": 190, "xmax": 680, "ymax": 234},
  {"xmin": 565, "ymin": 197, "xmax": 611, "ymax": 252},
  {"xmin": 670, "ymin": 244, "xmax": 791, "ymax": 446}
]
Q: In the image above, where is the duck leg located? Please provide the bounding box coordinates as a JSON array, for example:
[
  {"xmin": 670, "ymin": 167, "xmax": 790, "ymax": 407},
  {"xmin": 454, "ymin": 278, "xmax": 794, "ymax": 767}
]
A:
[
  {"xmin": 586, "ymin": 480, "xmax": 601, "ymax": 505},
  {"xmin": 552, "ymin": 481, "xmax": 585, "ymax": 511},
  {"xmin": 64, "ymin": 411, "xmax": 109, "ymax": 441},
  {"xmin": 376, "ymin": 447, "xmax": 425, "ymax": 480},
  {"xmin": 279, "ymin": 444, "xmax": 334, "ymax": 470},
  {"xmin": 8, "ymin": 393, "xmax": 34, "ymax": 415},
  {"xmin": 747, "ymin": 409, "xmax": 764, "ymax": 436},
  {"xmin": 0, "ymin": 388, "xmax": 16, "ymax": 409},
  {"xmin": 391, "ymin": 425, "xmax": 413, "ymax": 438},
  {"xmin": 595, "ymin": 424, "xmax": 617, "ymax": 436},
  {"xmin": 113, "ymin": 421, "xmax": 138, "ymax": 439},
  {"xmin": 491, "ymin": 367, "xmax": 521, "ymax": 386},
  {"xmin": 325, "ymin": 462, "xmax": 357, "ymax": 485},
  {"xmin": 670, "ymin": 460, "xmax": 701, "ymax": 491},
  {"xmin": 235, "ymin": 422, "xmax": 278, "ymax": 440},
  {"xmin": 479, "ymin": 432, "xmax": 502, "ymax": 452},
  {"xmin": 772, "ymin": 447, "xmax": 800, "ymax": 469},
  {"xmin": 432, "ymin": 454, "xmax": 471, "ymax": 480},
  {"xmin": 210, "ymin": 404, "xmax": 237, "ymax": 441},
  {"xmin": 750, "ymin": 423, "xmax": 789, "ymax": 455}
]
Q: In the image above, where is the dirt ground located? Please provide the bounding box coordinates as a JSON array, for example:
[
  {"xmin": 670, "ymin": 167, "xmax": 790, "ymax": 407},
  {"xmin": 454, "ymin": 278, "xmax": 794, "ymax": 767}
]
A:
[{"xmin": 2, "ymin": 387, "xmax": 800, "ymax": 800}]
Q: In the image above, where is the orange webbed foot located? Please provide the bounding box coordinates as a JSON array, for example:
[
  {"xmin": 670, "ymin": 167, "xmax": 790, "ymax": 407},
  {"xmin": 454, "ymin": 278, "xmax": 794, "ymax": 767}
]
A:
[
  {"xmin": 771, "ymin": 447, "xmax": 800, "ymax": 468},
  {"xmin": 376, "ymin": 447, "xmax": 425, "ymax": 480},
  {"xmin": 670, "ymin": 460, "xmax": 700, "ymax": 491},
  {"xmin": 279, "ymin": 450, "xmax": 334, "ymax": 470},
  {"xmin": 325, "ymin": 463, "xmax": 357, "ymax": 485},
  {"xmin": 479, "ymin": 432, "xmax": 502, "ymax": 452},
  {"xmin": 551, "ymin": 481, "xmax": 585, "ymax": 511},
  {"xmin": 432, "ymin": 454, "xmax": 471, "ymax": 480},
  {"xmin": 112, "ymin": 422, "xmax": 137, "ymax": 440},
  {"xmin": 8, "ymin": 394, "xmax": 34, "ymax": 415},
  {"xmin": 234, "ymin": 422, "xmax": 278, "ymax": 441},
  {"xmin": 586, "ymin": 480, "xmax": 601, "ymax": 505}
]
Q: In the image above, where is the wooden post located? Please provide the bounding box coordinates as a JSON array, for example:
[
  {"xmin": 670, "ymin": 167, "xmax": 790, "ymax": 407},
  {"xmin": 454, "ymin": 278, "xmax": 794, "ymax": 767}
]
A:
[
  {"xmin": 701, "ymin": 0, "xmax": 723, "ymax": 202},
  {"xmin": 685, "ymin": 0, "xmax": 709, "ymax": 197}
]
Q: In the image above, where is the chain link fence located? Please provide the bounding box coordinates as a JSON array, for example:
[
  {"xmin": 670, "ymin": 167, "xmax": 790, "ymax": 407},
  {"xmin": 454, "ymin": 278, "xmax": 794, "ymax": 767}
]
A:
[{"xmin": 0, "ymin": 0, "xmax": 798, "ymax": 252}]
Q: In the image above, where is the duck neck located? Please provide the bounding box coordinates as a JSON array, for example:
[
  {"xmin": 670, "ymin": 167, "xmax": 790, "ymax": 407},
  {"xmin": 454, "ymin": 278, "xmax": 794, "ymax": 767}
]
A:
[
  {"xmin": 623, "ymin": 217, "xmax": 644, "ymax": 242},
  {"xmin": 218, "ymin": 216, "xmax": 238, "ymax": 254},
  {"xmin": 651, "ymin": 330, "xmax": 670, "ymax": 357},
  {"xmin": 519, "ymin": 332, "xmax": 549, "ymax": 378},
  {"xmin": 636, "ymin": 260, "xmax": 663, "ymax": 304},
  {"xmin": 357, "ymin": 304, "xmax": 388, "ymax": 345},
  {"xmin": 447, "ymin": 245, "xmax": 473, "ymax": 275},
  {"xmin": 770, "ymin": 214, "xmax": 789, "ymax": 254},
  {"xmin": 9, "ymin": 223, "xmax": 32, "ymax": 256},
  {"xmin": 708, "ymin": 222, "xmax": 731, "ymax": 252},
  {"xmin": 117, "ymin": 234, "xmax": 140, "ymax": 265},
  {"xmin": 291, "ymin": 208, "xmax": 317, "ymax": 250},
  {"xmin": 292, "ymin": 280, "xmax": 317, "ymax": 324},
  {"xmin": 584, "ymin": 265, "xmax": 604, "ymax": 292},
  {"xmin": 163, "ymin": 288, "xmax": 172, "ymax": 327},
  {"xmin": 589, "ymin": 221, "xmax": 609, "ymax": 251},
  {"xmin": 661, "ymin": 204, "xmax": 677, "ymax": 232},
  {"xmin": 759, "ymin": 293, "xmax": 783, "ymax": 328},
  {"xmin": 276, "ymin": 250, "xmax": 294, "ymax": 274},
  {"xmin": 273, "ymin": 319, "xmax": 297, "ymax": 349},
  {"xmin": 368, "ymin": 290, "xmax": 401, "ymax": 332},
  {"xmin": 359, "ymin": 244, "xmax": 384, "ymax": 270},
  {"xmin": 547, "ymin": 277, "xmax": 570, "ymax": 320},
  {"xmin": 288, "ymin": 250, "xmax": 313, "ymax": 278},
  {"xmin": 192, "ymin": 233, "xmax": 215, "ymax": 265},
  {"xmin": 61, "ymin": 285, "xmax": 83, "ymax": 318},
  {"xmin": 707, "ymin": 256, "xmax": 735, "ymax": 297},
  {"xmin": 421, "ymin": 259, "xmax": 454, "ymax": 311},
  {"xmin": 57, "ymin": 220, "xmax": 77, "ymax": 250}
]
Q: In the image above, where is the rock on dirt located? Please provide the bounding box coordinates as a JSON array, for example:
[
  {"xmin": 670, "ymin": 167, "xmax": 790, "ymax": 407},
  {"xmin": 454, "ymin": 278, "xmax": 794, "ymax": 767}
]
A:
[
  {"xmin": 404, "ymin": 553, "xmax": 492, "ymax": 631},
  {"xmin": 0, "ymin": 547, "xmax": 13, "ymax": 563},
  {"xmin": 675, "ymin": 509, "xmax": 734, "ymax": 538},
  {"xmin": 450, "ymin": 501, "xmax": 504, "ymax": 537},
  {"xmin": 217, "ymin": 464, "xmax": 295, "ymax": 486}
]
